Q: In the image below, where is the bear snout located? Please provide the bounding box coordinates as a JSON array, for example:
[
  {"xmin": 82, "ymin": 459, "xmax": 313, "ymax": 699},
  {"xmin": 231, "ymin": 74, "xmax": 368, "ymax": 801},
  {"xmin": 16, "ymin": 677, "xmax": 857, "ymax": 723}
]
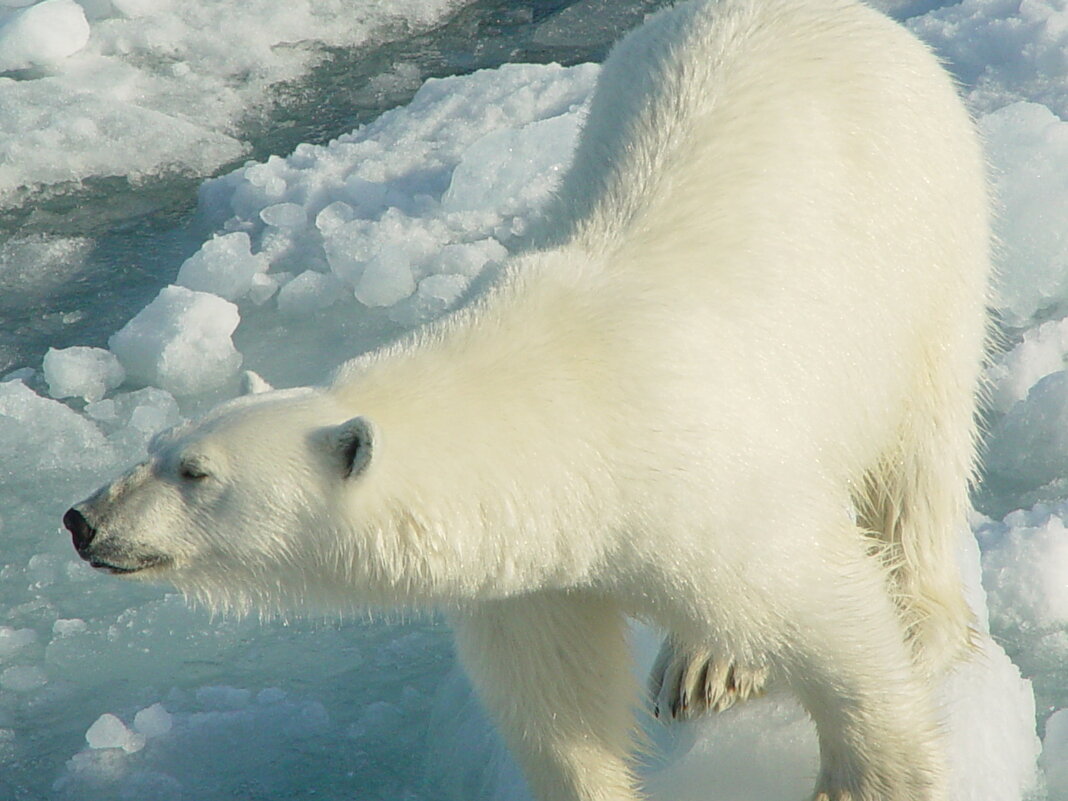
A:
[{"xmin": 64, "ymin": 507, "xmax": 96, "ymax": 556}]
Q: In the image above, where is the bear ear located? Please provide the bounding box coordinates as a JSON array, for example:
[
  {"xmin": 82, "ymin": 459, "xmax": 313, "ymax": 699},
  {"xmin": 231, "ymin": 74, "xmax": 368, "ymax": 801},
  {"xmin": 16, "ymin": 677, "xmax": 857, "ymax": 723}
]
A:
[
  {"xmin": 334, "ymin": 416, "xmax": 375, "ymax": 479},
  {"xmin": 241, "ymin": 370, "xmax": 273, "ymax": 395}
]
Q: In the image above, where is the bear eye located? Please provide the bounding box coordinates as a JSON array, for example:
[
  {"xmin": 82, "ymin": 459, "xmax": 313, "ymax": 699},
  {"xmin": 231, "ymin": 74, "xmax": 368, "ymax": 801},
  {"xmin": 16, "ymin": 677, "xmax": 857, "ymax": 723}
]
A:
[{"xmin": 178, "ymin": 459, "xmax": 210, "ymax": 482}]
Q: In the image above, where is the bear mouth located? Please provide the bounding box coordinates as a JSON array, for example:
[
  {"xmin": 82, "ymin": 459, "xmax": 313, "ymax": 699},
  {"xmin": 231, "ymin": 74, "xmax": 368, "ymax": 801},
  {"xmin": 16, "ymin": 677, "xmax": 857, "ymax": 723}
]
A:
[{"xmin": 87, "ymin": 555, "xmax": 170, "ymax": 575}]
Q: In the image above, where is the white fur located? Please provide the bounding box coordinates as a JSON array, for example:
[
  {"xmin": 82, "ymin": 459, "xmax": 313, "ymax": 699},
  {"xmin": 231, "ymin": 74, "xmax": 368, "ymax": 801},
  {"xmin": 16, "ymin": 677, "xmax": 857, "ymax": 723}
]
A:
[{"xmin": 69, "ymin": 1, "xmax": 991, "ymax": 799}]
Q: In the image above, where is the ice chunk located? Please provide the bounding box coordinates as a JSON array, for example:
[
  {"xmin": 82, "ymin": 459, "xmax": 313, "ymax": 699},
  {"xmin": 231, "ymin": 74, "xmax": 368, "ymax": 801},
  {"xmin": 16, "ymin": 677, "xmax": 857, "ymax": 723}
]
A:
[
  {"xmin": 133, "ymin": 703, "xmax": 172, "ymax": 738},
  {"xmin": 908, "ymin": 4, "xmax": 1068, "ymax": 116},
  {"xmin": 42, "ymin": 346, "xmax": 125, "ymax": 402},
  {"xmin": 980, "ymin": 102, "xmax": 1068, "ymax": 326},
  {"xmin": 176, "ymin": 232, "xmax": 268, "ymax": 302},
  {"xmin": 52, "ymin": 619, "xmax": 87, "ymax": 637},
  {"xmin": 0, "ymin": 79, "xmax": 247, "ymax": 201},
  {"xmin": 276, "ymin": 270, "xmax": 342, "ymax": 316},
  {"xmin": 85, "ymin": 386, "xmax": 181, "ymax": 455},
  {"xmin": 108, "ymin": 285, "xmax": 242, "ymax": 396},
  {"xmin": 322, "ymin": 219, "xmax": 381, "ymax": 288},
  {"xmin": 388, "ymin": 273, "xmax": 470, "ymax": 326},
  {"xmin": 442, "ymin": 112, "xmax": 582, "ymax": 215},
  {"xmin": 980, "ymin": 503, "xmax": 1068, "ymax": 631},
  {"xmin": 985, "ymin": 370, "xmax": 1068, "ymax": 493},
  {"xmin": 354, "ymin": 245, "xmax": 416, "ymax": 307},
  {"xmin": 940, "ymin": 637, "xmax": 1041, "ymax": 800},
  {"xmin": 85, "ymin": 713, "xmax": 144, "ymax": 752},
  {"xmin": 433, "ymin": 239, "xmax": 507, "ymax": 278},
  {"xmin": 0, "ymin": 0, "xmax": 90, "ymax": 72},
  {"xmin": 0, "ymin": 665, "xmax": 46, "ymax": 693},
  {"xmin": 1042, "ymin": 708, "xmax": 1068, "ymax": 797},
  {"xmin": 0, "ymin": 380, "xmax": 113, "ymax": 474},
  {"xmin": 247, "ymin": 272, "xmax": 280, "ymax": 305},
  {"xmin": 260, "ymin": 202, "xmax": 307, "ymax": 229},
  {"xmin": 315, "ymin": 200, "xmax": 357, "ymax": 235},
  {"xmin": 0, "ymin": 627, "xmax": 36, "ymax": 660},
  {"xmin": 987, "ymin": 316, "xmax": 1068, "ymax": 413}
]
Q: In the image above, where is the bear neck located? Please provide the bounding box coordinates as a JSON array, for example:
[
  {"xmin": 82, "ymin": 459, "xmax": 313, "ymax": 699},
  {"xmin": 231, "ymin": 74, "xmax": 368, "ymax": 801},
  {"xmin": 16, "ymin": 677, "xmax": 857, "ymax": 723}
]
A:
[{"xmin": 329, "ymin": 246, "xmax": 634, "ymax": 601}]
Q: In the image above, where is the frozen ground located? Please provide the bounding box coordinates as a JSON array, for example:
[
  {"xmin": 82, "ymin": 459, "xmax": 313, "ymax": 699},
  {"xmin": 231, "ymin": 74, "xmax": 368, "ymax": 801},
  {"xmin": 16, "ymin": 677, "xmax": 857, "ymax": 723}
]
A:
[{"xmin": 1, "ymin": 0, "xmax": 1067, "ymax": 799}]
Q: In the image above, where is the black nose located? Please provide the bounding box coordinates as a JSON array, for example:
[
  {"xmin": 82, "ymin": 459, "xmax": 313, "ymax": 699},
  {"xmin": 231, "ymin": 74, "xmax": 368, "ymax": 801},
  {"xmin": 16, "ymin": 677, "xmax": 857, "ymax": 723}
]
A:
[{"xmin": 63, "ymin": 508, "xmax": 96, "ymax": 555}]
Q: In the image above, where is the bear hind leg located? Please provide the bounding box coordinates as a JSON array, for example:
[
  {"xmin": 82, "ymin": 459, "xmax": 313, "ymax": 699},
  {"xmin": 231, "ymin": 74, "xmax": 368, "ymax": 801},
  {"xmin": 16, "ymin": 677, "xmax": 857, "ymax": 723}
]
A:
[{"xmin": 784, "ymin": 535, "xmax": 947, "ymax": 801}]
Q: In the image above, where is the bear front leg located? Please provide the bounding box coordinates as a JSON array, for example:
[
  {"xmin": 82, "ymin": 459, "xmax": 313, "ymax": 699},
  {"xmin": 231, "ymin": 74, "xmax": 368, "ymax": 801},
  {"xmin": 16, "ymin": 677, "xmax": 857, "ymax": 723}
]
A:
[
  {"xmin": 451, "ymin": 591, "xmax": 641, "ymax": 801},
  {"xmin": 648, "ymin": 635, "xmax": 768, "ymax": 720}
]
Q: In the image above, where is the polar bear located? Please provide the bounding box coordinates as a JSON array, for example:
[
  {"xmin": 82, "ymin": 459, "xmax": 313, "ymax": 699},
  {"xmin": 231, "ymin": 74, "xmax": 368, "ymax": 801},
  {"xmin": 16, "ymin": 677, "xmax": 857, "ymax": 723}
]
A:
[{"xmin": 64, "ymin": 0, "xmax": 991, "ymax": 799}]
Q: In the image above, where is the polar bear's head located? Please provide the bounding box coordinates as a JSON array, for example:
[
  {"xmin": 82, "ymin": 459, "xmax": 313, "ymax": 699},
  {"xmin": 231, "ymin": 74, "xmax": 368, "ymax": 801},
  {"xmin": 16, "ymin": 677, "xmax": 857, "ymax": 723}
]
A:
[{"xmin": 63, "ymin": 377, "xmax": 380, "ymax": 612}]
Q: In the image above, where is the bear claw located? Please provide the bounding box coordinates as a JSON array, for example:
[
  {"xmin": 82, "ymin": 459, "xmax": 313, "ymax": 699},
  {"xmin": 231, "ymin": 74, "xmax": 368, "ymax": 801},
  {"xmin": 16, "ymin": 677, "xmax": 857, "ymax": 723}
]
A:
[{"xmin": 649, "ymin": 637, "xmax": 768, "ymax": 721}]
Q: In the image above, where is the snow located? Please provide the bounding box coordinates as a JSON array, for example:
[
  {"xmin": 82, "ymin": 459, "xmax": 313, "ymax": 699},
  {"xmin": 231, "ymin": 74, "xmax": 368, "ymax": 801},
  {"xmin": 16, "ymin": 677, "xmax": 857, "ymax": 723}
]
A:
[{"xmin": 0, "ymin": 1, "xmax": 1066, "ymax": 799}]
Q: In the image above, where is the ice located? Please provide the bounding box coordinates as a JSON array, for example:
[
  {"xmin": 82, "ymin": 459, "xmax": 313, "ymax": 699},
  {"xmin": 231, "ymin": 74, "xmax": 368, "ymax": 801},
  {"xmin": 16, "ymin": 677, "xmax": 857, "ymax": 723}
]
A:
[
  {"xmin": 0, "ymin": 0, "xmax": 89, "ymax": 72},
  {"xmin": 909, "ymin": 0, "xmax": 1068, "ymax": 116},
  {"xmin": 133, "ymin": 704, "xmax": 172, "ymax": 738},
  {"xmin": 0, "ymin": 627, "xmax": 36, "ymax": 660},
  {"xmin": 84, "ymin": 386, "xmax": 181, "ymax": 458},
  {"xmin": 276, "ymin": 270, "xmax": 341, "ymax": 316},
  {"xmin": 1042, "ymin": 708, "xmax": 1068, "ymax": 797},
  {"xmin": 194, "ymin": 62, "xmax": 596, "ymax": 323},
  {"xmin": 52, "ymin": 618, "xmax": 87, "ymax": 637},
  {"xmin": 260, "ymin": 203, "xmax": 307, "ymax": 230},
  {"xmin": 175, "ymin": 232, "xmax": 269, "ymax": 302},
  {"xmin": 940, "ymin": 638, "xmax": 1041, "ymax": 800},
  {"xmin": 0, "ymin": 379, "xmax": 114, "ymax": 478},
  {"xmin": 979, "ymin": 503, "xmax": 1068, "ymax": 633},
  {"xmin": 984, "ymin": 370, "xmax": 1068, "ymax": 495},
  {"xmin": 354, "ymin": 245, "xmax": 417, "ymax": 307},
  {"xmin": 980, "ymin": 102, "xmax": 1068, "ymax": 326},
  {"xmin": 85, "ymin": 713, "xmax": 144, "ymax": 753},
  {"xmin": 0, "ymin": 664, "xmax": 47, "ymax": 692},
  {"xmin": 0, "ymin": 78, "xmax": 246, "ymax": 196},
  {"xmin": 42, "ymin": 346, "xmax": 125, "ymax": 402},
  {"xmin": 434, "ymin": 239, "xmax": 508, "ymax": 278},
  {"xmin": 987, "ymin": 316, "xmax": 1068, "ymax": 413},
  {"xmin": 441, "ymin": 112, "xmax": 583, "ymax": 216},
  {"xmin": 108, "ymin": 285, "xmax": 241, "ymax": 396},
  {"xmin": 0, "ymin": 0, "xmax": 466, "ymax": 201}
]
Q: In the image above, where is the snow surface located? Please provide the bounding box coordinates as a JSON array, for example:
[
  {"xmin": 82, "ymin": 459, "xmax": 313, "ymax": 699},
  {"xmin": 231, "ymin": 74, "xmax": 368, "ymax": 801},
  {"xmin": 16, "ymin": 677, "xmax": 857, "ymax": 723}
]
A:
[{"xmin": 1, "ymin": 0, "xmax": 1068, "ymax": 799}]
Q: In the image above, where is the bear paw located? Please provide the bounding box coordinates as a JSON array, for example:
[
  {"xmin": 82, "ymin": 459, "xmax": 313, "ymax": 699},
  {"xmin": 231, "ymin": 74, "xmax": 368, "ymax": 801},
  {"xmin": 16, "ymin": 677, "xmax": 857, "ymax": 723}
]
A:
[{"xmin": 649, "ymin": 637, "xmax": 768, "ymax": 720}]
